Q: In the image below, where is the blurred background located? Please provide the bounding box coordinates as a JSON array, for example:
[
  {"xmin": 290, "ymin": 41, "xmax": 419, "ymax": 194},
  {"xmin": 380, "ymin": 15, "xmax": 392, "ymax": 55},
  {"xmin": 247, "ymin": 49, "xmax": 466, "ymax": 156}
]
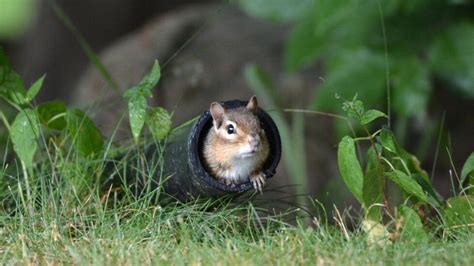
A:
[{"xmin": 1, "ymin": 0, "xmax": 473, "ymax": 208}]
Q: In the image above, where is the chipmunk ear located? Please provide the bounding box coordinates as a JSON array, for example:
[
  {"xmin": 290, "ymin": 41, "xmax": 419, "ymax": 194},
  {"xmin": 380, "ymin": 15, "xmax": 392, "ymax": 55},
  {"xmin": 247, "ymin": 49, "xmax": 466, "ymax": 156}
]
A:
[
  {"xmin": 246, "ymin": 95, "xmax": 258, "ymax": 113},
  {"xmin": 210, "ymin": 102, "xmax": 226, "ymax": 129}
]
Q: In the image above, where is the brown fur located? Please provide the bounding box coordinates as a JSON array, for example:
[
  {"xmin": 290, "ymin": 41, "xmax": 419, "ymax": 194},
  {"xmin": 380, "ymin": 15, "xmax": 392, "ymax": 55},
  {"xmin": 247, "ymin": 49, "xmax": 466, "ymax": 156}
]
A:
[{"xmin": 203, "ymin": 97, "xmax": 269, "ymax": 187}]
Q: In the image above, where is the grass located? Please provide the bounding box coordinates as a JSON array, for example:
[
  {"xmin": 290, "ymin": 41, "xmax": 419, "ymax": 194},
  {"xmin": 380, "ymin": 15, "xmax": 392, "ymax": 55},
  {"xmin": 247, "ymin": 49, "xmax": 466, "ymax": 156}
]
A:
[
  {"xmin": 0, "ymin": 151, "xmax": 473, "ymax": 265},
  {"xmin": 1, "ymin": 3, "xmax": 472, "ymax": 263},
  {"xmin": 1, "ymin": 199, "xmax": 473, "ymax": 265},
  {"xmin": 0, "ymin": 110, "xmax": 472, "ymax": 265}
]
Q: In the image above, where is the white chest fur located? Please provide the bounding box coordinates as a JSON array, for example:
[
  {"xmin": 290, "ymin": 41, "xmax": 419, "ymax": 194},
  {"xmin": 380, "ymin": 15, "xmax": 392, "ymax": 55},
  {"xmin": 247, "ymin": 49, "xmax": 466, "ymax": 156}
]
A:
[{"xmin": 222, "ymin": 156, "xmax": 259, "ymax": 182}]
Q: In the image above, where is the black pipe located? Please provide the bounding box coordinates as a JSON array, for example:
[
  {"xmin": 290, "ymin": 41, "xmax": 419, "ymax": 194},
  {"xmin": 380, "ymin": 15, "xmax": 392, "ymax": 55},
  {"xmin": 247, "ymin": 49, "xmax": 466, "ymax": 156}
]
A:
[{"xmin": 116, "ymin": 99, "xmax": 281, "ymax": 201}]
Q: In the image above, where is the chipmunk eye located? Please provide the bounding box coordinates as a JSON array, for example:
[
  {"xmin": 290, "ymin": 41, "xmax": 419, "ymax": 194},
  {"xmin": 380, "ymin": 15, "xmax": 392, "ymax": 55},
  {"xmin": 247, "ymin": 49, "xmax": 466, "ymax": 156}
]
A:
[{"xmin": 226, "ymin": 124, "xmax": 236, "ymax": 134}]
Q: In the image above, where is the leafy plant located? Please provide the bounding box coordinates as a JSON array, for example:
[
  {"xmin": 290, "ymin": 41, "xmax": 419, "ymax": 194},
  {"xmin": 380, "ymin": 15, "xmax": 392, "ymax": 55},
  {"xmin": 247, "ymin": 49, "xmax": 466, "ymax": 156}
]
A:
[
  {"xmin": 0, "ymin": 47, "xmax": 174, "ymax": 214},
  {"xmin": 123, "ymin": 60, "xmax": 171, "ymax": 144},
  {"xmin": 337, "ymin": 96, "xmax": 473, "ymax": 242},
  {"xmin": 0, "ymin": 47, "xmax": 104, "ymax": 167},
  {"xmin": 239, "ymin": 0, "xmax": 474, "ymax": 139}
]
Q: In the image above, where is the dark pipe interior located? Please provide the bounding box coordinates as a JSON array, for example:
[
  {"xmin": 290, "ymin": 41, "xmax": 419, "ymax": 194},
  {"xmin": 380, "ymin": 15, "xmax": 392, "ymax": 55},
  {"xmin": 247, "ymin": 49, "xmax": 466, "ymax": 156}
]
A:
[{"xmin": 189, "ymin": 100, "xmax": 282, "ymax": 193}]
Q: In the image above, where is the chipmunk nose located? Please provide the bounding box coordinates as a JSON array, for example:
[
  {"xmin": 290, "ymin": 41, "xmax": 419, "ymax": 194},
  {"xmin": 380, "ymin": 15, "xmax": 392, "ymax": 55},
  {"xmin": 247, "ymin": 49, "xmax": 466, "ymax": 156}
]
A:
[{"xmin": 249, "ymin": 133, "xmax": 260, "ymax": 148}]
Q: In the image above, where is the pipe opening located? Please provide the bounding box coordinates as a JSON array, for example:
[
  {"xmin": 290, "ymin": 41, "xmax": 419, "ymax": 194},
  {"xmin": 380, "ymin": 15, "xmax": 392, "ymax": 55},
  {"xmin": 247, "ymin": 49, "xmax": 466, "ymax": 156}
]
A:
[{"xmin": 189, "ymin": 100, "xmax": 281, "ymax": 193}]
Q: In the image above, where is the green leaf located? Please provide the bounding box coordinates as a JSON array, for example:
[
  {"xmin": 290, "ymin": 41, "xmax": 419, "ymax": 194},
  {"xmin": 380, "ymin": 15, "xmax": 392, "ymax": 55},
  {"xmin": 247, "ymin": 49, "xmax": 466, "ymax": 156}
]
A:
[
  {"xmin": 386, "ymin": 169, "xmax": 428, "ymax": 203},
  {"xmin": 460, "ymin": 152, "xmax": 474, "ymax": 185},
  {"xmin": 10, "ymin": 109, "xmax": 39, "ymax": 168},
  {"xmin": 342, "ymin": 99, "xmax": 365, "ymax": 121},
  {"xmin": 391, "ymin": 55, "xmax": 430, "ymax": 119},
  {"xmin": 124, "ymin": 60, "xmax": 161, "ymax": 144},
  {"xmin": 363, "ymin": 167, "xmax": 383, "ymax": 221},
  {"xmin": 365, "ymin": 145, "xmax": 381, "ymax": 172},
  {"xmin": 126, "ymin": 92, "xmax": 147, "ymax": 144},
  {"xmin": 379, "ymin": 128, "xmax": 433, "ymax": 187},
  {"xmin": 25, "ymin": 74, "xmax": 45, "ymax": 103},
  {"xmin": 147, "ymin": 107, "xmax": 172, "ymax": 141},
  {"xmin": 413, "ymin": 174, "xmax": 444, "ymax": 207},
  {"xmin": 37, "ymin": 100, "xmax": 67, "ymax": 130},
  {"xmin": 379, "ymin": 128, "xmax": 397, "ymax": 153},
  {"xmin": 239, "ymin": 0, "xmax": 314, "ymax": 23},
  {"xmin": 444, "ymin": 195, "xmax": 474, "ymax": 227},
  {"xmin": 66, "ymin": 109, "xmax": 103, "ymax": 157},
  {"xmin": 430, "ymin": 22, "xmax": 474, "ymax": 97},
  {"xmin": 312, "ymin": 49, "xmax": 386, "ymax": 112},
  {"xmin": 398, "ymin": 205, "xmax": 429, "ymax": 243},
  {"xmin": 0, "ymin": 48, "xmax": 26, "ymax": 105},
  {"xmin": 337, "ymin": 136, "xmax": 363, "ymax": 204},
  {"xmin": 136, "ymin": 60, "xmax": 161, "ymax": 96},
  {"xmin": 360, "ymin": 110, "xmax": 387, "ymax": 125}
]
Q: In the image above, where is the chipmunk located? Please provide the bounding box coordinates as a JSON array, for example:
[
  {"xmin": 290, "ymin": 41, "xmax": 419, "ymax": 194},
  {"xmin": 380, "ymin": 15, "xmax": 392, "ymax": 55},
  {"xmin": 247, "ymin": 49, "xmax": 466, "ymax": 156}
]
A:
[{"xmin": 203, "ymin": 96, "xmax": 270, "ymax": 192}]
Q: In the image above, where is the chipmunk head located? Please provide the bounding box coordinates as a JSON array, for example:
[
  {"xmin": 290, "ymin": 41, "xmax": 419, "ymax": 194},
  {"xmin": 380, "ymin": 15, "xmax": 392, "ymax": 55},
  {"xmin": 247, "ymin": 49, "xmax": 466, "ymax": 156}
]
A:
[{"xmin": 209, "ymin": 96, "xmax": 264, "ymax": 159}]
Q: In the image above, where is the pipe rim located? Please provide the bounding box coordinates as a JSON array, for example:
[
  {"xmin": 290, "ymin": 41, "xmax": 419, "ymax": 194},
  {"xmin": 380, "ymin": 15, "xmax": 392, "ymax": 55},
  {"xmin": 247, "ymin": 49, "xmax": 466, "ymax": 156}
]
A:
[{"xmin": 188, "ymin": 99, "xmax": 282, "ymax": 193}]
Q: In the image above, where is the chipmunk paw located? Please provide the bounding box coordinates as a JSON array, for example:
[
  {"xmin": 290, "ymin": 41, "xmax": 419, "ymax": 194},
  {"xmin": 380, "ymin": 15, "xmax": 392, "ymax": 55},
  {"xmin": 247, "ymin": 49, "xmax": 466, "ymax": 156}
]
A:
[{"xmin": 250, "ymin": 172, "xmax": 266, "ymax": 193}]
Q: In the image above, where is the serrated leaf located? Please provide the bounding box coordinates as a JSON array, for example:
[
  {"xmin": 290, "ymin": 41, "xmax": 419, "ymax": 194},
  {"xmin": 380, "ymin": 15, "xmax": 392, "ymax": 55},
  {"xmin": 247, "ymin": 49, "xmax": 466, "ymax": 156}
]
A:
[
  {"xmin": 10, "ymin": 109, "xmax": 39, "ymax": 168},
  {"xmin": 147, "ymin": 107, "xmax": 171, "ymax": 141},
  {"xmin": 386, "ymin": 169, "xmax": 428, "ymax": 203},
  {"xmin": 361, "ymin": 109, "xmax": 387, "ymax": 125},
  {"xmin": 25, "ymin": 74, "xmax": 45, "ymax": 103},
  {"xmin": 239, "ymin": 0, "xmax": 314, "ymax": 23},
  {"xmin": 444, "ymin": 195, "xmax": 474, "ymax": 227},
  {"xmin": 337, "ymin": 136, "xmax": 363, "ymax": 204},
  {"xmin": 398, "ymin": 205, "xmax": 429, "ymax": 243},
  {"xmin": 37, "ymin": 100, "xmax": 67, "ymax": 130},
  {"xmin": 460, "ymin": 152, "xmax": 474, "ymax": 185},
  {"xmin": 66, "ymin": 109, "xmax": 103, "ymax": 157}
]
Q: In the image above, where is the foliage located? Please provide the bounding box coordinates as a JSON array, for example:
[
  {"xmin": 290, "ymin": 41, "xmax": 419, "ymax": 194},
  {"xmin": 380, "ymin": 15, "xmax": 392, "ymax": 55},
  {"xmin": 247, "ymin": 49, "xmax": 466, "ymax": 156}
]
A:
[
  {"xmin": 1, "ymin": 1, "xmax": 473, "ymax": 258},
  {"xmin": 123, "ymin": 60, "xmax": 171, "ymax": 144},
  {"xmin": 0, "ymin": 49, "xmax": 171, "ymax": 188},
  {"xmin": 244, "ymin": 62, "xmax": 473, "ymax": 242},
  {"xmin": 337, "ymin": 96, "xmax": 473, "ymax": 242},
  {"xmin": 0, "ymin": 48, "xmax": 104, "ymax": 167},
  {"xmin": 9, "ymin": 109, "xmax": 39, "ymax": 169},
  {"xmin": 240, "ymin": 0, "xmax": 474, "ymax": 135}
]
